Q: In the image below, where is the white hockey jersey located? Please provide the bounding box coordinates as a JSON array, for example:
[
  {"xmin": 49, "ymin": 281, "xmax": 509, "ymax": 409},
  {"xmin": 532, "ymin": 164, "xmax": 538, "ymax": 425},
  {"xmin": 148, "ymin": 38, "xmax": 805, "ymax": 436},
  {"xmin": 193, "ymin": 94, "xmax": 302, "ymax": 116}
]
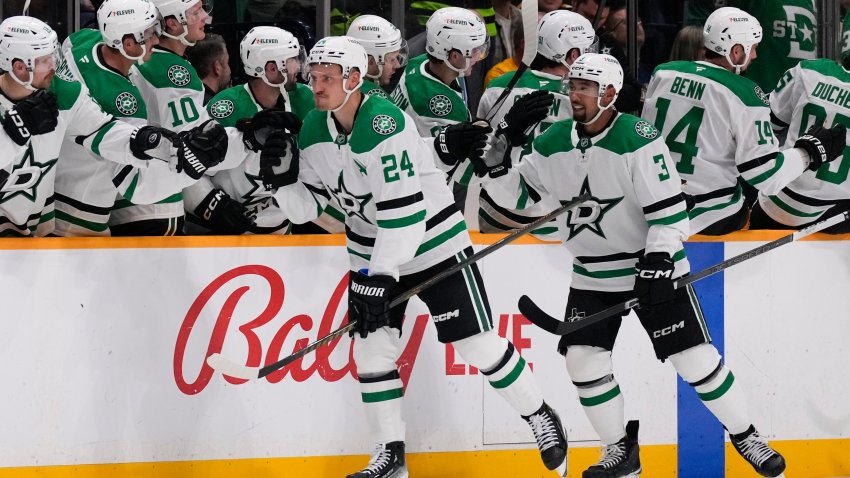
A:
[
  {"xmin": 483, "ymin": 114, "xmax": 691, "ymax": 292},
  {"xmin": 643, "ymin": 61, "xmax": 809, "ymax": 233},
  {"xmin": 0, "ymin": 75, "xmax": 148, "ymax": 236},
  {"xmin": 391, "ymin": 54, "xmax": 476, "ymax": 186},
  {"xmin": 760, "ymin": 59, "xmax": 850, "ymax": 225},
  {"xmin": 475, "ymin": 69, "xmax": 572, "ymax": 238},
  {"xmin": 275, "ymin": 95, "xmax": 470, "ymax": 278},
  {"xmin": 55, "ymin": 29, "xmax": 195, "ymax": 236}
]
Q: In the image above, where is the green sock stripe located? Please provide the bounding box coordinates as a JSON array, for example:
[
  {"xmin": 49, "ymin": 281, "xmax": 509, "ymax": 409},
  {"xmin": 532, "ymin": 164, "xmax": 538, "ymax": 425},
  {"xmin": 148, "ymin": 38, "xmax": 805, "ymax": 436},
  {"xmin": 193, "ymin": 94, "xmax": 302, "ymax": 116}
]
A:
[
  {"xmin": 698, "ymin": 371, "xmax": 735, "ymax": 401},
  {"xmin": 361, "ymin": 388, "xmax": 404, "ymax": 403},
  {"xmin": 579, "ymin": 384, "xmax": 621, "ymax": 407},
  {"xmin": 489, "ymin": 356, "xmax": 526, "ymax": 389}
]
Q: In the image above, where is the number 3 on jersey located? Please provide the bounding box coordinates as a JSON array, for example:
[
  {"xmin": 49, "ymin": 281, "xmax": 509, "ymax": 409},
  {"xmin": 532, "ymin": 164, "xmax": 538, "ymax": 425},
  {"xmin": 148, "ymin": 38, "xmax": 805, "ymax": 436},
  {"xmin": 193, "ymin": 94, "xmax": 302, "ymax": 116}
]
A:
[
  {"xmin": 381, "ymin": 150, "xmax": 414, "ymax": 182},
  {"xmin": 653, "ymin": 97, "xmax": 704, "ymax": 175}
]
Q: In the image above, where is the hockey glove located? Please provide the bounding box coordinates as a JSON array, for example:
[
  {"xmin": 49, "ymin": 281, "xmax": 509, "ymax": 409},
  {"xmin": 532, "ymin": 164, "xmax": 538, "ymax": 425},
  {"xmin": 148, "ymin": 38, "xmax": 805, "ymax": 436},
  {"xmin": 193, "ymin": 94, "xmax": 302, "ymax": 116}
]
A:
[
  {"xmin": 129, "ymin": 125, "xmax": 178, "ymax": 160},
  {"xmin": 433, "ymin": 121, "xmax": 493, "ymax": 166},
  {"xmin": 348, "ymin": 271, "xmax": 396, "ymax": 339},
  {"xmin": 176, "ymin": 120, "xmax": 228, "ymax": 180},
  {"xmin": 192, "ymin": 188, "xmax": 256, "ymax": 235},
  {"xmin": 0, "ymin": 170, "xmax": 8, "ymax": 191},
  {"xmin": 496, "ymin": 90, "xmax": 554, "ymax": 146},
  {"xmin": 236, "ymin": 109, "xmax": 302, "ymax": 151},
  {"xmin": 2, "ymin": 89, "xmax": 59, "ymax": 145},
  {"xmin": 259, "ymin": 130, "xmax": 300, "ymax": 190},
  {"xmin": 633, "ymin": 252, "xmax": 676, "ymax": 308},
  {"xmin": 796, "ymin": 123, "xmax": 847, "ymax": 171}
]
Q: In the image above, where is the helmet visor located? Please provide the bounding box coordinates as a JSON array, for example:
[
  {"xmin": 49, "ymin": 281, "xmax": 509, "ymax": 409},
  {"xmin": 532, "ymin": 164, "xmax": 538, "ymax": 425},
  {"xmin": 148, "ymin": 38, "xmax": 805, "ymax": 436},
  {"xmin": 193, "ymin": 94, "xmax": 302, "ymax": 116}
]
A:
[
  {"xmin": 565, "ymin": 80, "xmax": 600, "ymax": 97},
  {"xmin": 470, "ymin": 36, "xmax": 489, "ymax": 62},
  {"xmin": 186, "ymin": 1, "xmax": 213, "ymax": 25}
]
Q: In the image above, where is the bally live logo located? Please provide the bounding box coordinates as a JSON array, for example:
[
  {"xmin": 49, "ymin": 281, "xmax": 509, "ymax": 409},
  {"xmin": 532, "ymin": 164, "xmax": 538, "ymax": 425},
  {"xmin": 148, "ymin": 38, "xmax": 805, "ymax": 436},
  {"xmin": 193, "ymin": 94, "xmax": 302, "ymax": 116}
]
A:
[{"xmin": 173, "ymin": 265, "xmax": 536, "ymax": 394}]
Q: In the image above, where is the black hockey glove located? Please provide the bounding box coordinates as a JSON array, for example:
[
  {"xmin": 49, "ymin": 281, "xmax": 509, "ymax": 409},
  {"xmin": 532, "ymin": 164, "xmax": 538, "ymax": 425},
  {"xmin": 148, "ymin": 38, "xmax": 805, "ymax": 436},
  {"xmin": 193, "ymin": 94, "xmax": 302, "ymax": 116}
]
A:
[
  {"xmin": 176, "ymin": 120, "xmax": 228, "ymax": 180},
  {"xmin": 2, "ymin": 89, "xmax": 59, "ymax": 145},
  {"xmin": 796, "ymin": 123, "xmax": 847, "ymax": 171},
  {"xmin": 348, "ymin": 271, "xmax": 396, "ymax": 339},
  {"xmin": 496, "ymin": 90, "xmax": 554, "ymax": 146},
  {"xmin": 633, "ymin": 252, "xmax": 676, "ymax": 308},
  {"xmin": 236, "ymin": 109, "xmax": 302, "ymax": 151},
  {"xmin": 433, "ymin": 121, "xmax": 492, "ymax": 166},
  {"xmin": 259, "ymin": 130, "xmax": 300, "ymax": 190},
  {"xmin": 129, "ymin": 125, "xmax": 177, "ymax": 160},
  {"xmin": 0, "ymin": 170, "xmax": 8, "ymax": 191},
  {"xmin": 192, "ymin": 189, "xmax": 256, "ymax": 235}
]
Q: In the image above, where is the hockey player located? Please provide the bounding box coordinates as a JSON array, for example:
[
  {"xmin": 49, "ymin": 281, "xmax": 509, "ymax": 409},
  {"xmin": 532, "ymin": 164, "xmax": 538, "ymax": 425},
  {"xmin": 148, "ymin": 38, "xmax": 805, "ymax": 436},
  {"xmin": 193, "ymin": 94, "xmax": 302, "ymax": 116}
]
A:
[
  {"xmin": 476, "ymin": 53, "xmax": 787, "ymax": 478},
  {"xmin": 199, "ymin": 26, "xmax": 336, "ymax": 234},
  {"xmin": 274, "ymin": 36, "xmax": 569, "ymax": 477},
  {"xmin": 475, "ymin": 10, "xmax": 596, "ymax": 236},
  {"xmin": 56, "ymin": 0, "xmax": 227, "ymax": 236},
  {"xmin": 0, "ymin": 15, "xmax": 202, "ymax": 236},
  {"xmin": 748, "ymin": 50, "xmax": 850, "ymax": 233},
  {"xmin": 642, "ymin": 7, "xmax": 846, "ymax": 235},
  {"xmin": 347, "ymin": 15, "xmax": 409, "ymax": 100},
  {"xmin": 391, "ymin": 7, "xmax": 494, "ymax": 189}
]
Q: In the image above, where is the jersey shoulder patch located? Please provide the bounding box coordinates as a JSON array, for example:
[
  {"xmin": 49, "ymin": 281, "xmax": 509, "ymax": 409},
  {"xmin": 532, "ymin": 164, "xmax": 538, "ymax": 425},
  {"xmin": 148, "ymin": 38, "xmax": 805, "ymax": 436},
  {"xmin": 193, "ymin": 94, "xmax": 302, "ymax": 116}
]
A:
[
  {"xmin": 207, "ymin": 85, "xmax": 260, "ymax": 127},
  {"xmin": 595, "ymin": 114, "xmax": 659, "ymax": 154},
  {"xmin": 350, "ymin": 95, "xmax": 406, "ymax": 154},
  {"xmin": 533, "ymin": 119, "xmax": 576, "ymax": 157},
  {"xmin": 402, "ymin": 60, "xmax": 468, "ymax": 123},
  {"xmin": 136, "ymin": 50, "xmax": 203, "ymax": 91}
]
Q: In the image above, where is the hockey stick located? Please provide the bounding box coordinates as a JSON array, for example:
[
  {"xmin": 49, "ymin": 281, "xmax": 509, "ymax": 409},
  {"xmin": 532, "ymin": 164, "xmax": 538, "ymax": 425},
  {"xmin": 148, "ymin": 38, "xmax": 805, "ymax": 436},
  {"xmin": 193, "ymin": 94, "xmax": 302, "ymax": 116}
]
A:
[
  {"xmin": 207, "ymin": 192, "xmax": 590, "ymax": 380},
  {"xmin": 483, "ymin": 0, "xmax": 539, "ymax": 122},
  {"xmin": 518, "ymin": 211, "xmax": 850, "ymax": 336}
]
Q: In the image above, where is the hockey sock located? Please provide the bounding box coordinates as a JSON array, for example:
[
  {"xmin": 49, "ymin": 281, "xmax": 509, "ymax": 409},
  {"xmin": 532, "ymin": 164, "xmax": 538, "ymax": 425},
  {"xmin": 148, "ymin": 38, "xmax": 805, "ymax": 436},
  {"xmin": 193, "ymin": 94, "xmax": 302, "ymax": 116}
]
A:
[
  {"xmin": 453, "ymin": 331, "xmax": 544, "ymax": 416},
  {"xmin": 353, "ymin": 327, "xmax": 405, "ymax": 444},
  {"xmin": 565, "ymin": 346, "xmax": 625, "ymax": 445},
  {"xmin": 669, "ymin": 344, "xmax": 750, "ymax": 435},
  {"xmin": 358, "ymin": 370, "xmax": 406, "ymax": 444}
]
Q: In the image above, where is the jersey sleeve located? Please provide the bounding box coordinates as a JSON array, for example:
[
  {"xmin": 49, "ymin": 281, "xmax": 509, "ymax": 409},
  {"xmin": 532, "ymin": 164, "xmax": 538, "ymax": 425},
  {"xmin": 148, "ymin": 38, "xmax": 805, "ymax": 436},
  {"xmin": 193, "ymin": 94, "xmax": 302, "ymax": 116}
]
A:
[
  {"xmin": 733, "ymin": 101, "xmax": 808, "ymax": 195},
  {"xmin": 769, "ymin": 63, "xmax": 804, "ymax": 133},
  {"xmin": 115, "ymin": 160, "xmax": 196, "ymax": 205},
  {"xmin": 273, "ymin": 148, "xmax": 329, "ymax": 225},
  {"xmin": 481, "ymin": 148, "xmax": 551, "ymax": 211},
  {"xmin": 365, "ymin": 129, "xmax": 427, "ymax": 279},
  {"xmin": 629, "ymin": 139, "xmax": 690, "ymax": 256}
]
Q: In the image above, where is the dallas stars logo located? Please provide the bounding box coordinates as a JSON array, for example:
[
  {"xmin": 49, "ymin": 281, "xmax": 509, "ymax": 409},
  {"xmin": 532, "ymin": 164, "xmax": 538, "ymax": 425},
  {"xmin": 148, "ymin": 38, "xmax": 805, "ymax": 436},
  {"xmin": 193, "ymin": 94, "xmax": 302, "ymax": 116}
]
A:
[
  {"xmin": 167, "ymin": 65, "xmax": 191, "ymax": 87},
  {"xmin": 564, "ymin": 176, "xmax": 623, "ymax": 240},
  {"xmin": 372, "ymin": 114, "xmax": 397, "ymax": 135},
  {"xmin": 0, "ymin": 145, "xmax": 56, "ymax": 204},
  {"xmin": 331, "ymin": 172, "xmax": 372, "ymax": 222},
  {"xmin": 754, "ymin": 86, "xmax": 770, "ymax": 106},
  {"xmin": 634, "ymin": 121, "xmax": 658, "ymax": 140},
  {"xmin": 210, "ymin": 99, "xmax": 234, "ymax": 119},
  {"xmin": 429, "ymin": 95, "xmax": 452, "ymax": 117},
  {"xmin": 115, "ymin": 92, "xmax": 138, "ymax": 116}
]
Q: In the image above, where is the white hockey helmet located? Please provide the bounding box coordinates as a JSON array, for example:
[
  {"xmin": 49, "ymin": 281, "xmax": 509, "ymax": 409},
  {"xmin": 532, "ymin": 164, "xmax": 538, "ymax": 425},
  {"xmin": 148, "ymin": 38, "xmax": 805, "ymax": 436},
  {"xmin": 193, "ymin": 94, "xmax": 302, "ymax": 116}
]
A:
[
  {"xmin": 97, "ymin": 0, "xmax": 161, "ymax": 62},
  {"xmin": 240, "ymin": 26, "xmax": 306, "ymax": 89},
  {"xmin": 426, "ymin": 7, "xmax": 489, "ymax": 76},
  {"xmin": 346, "ymin": 15, "xmax": 408, "ymax": 80},
  {"xmin": 150, "ymin": 0, "xmax": 211, "ymax": 46},
  {"xmin": 0, "ymin": 16, "xmax": 60, "ymax": 91},
  {"xmin": 568, "ymin": 53, "xmax": 623, "ymax": 124},
  {"xmin": 538, "ymin": 11, "xmax": 597, "ymax": 67},
  {"xmin": 307, "ymin": 36, "xmax": 368, "ymax": 112},
  {"xmin": 703, "ymin": 7, "xmax": 762, "ymax": 75}
]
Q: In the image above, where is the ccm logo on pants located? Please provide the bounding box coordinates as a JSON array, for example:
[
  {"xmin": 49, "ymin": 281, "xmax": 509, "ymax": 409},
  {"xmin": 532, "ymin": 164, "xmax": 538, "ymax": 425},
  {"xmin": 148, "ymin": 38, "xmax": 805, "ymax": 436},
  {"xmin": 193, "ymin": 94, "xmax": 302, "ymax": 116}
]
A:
[{"xmin": 653, "ymin": 320, "xmax": 685, "ymax": 338}]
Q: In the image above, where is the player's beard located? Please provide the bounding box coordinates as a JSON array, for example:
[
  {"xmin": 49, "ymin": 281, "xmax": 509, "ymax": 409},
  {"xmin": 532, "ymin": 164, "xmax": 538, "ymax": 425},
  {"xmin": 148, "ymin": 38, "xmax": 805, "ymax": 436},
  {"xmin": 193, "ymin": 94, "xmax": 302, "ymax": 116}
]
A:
[{"xmin": 571, "ymin": 102, "xmax": 588, "ymax": 123}]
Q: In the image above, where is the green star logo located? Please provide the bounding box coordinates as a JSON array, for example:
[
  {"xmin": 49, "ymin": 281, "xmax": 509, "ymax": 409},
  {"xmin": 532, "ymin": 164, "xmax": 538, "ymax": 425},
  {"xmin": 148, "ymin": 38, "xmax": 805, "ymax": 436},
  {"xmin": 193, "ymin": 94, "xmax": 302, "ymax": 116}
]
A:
[
  {"xmin": 210, "ymin": 99, "xmax": 234, "ymax": 119},
  {"xmin": 330, "ymin": 172, "xmax": 373, "ymax": 222},
  {"xmin": 167, "ymin": 65, "xmax": 191, "ymax": 87},
  {"xmin": 429, "ymin": 94, "xmax": 453, "ymax": 117},
  {"xmin": 0, "ymin": 145, "xmax": 56, "ymax": 204},
  {"xmin": 115, "ymin": 92, "xmax": 138, "ymax": 116},
  {"xmin": 564, "ymin": 176, "xmax": 623, "ymax": 240},
  {"xmin": 372, "ymin": 114, "xmax": 397, "ymax": 135},
  {"xmin": 634, "ymin": 120, "xmax": 658, "ymax": 140}
]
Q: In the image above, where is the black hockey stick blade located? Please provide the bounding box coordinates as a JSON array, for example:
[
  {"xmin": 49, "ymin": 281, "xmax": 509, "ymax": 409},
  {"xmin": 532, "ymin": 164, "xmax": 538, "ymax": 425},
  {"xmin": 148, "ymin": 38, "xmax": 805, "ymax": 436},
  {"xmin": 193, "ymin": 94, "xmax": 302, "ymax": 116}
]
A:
[
  {"xmin": 207, "ymin": 192, "xmax": 590, "ymax": 380},
  {"xmin": 520, "ymin": 210, "xmax": 850, "ymax": 336}
]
